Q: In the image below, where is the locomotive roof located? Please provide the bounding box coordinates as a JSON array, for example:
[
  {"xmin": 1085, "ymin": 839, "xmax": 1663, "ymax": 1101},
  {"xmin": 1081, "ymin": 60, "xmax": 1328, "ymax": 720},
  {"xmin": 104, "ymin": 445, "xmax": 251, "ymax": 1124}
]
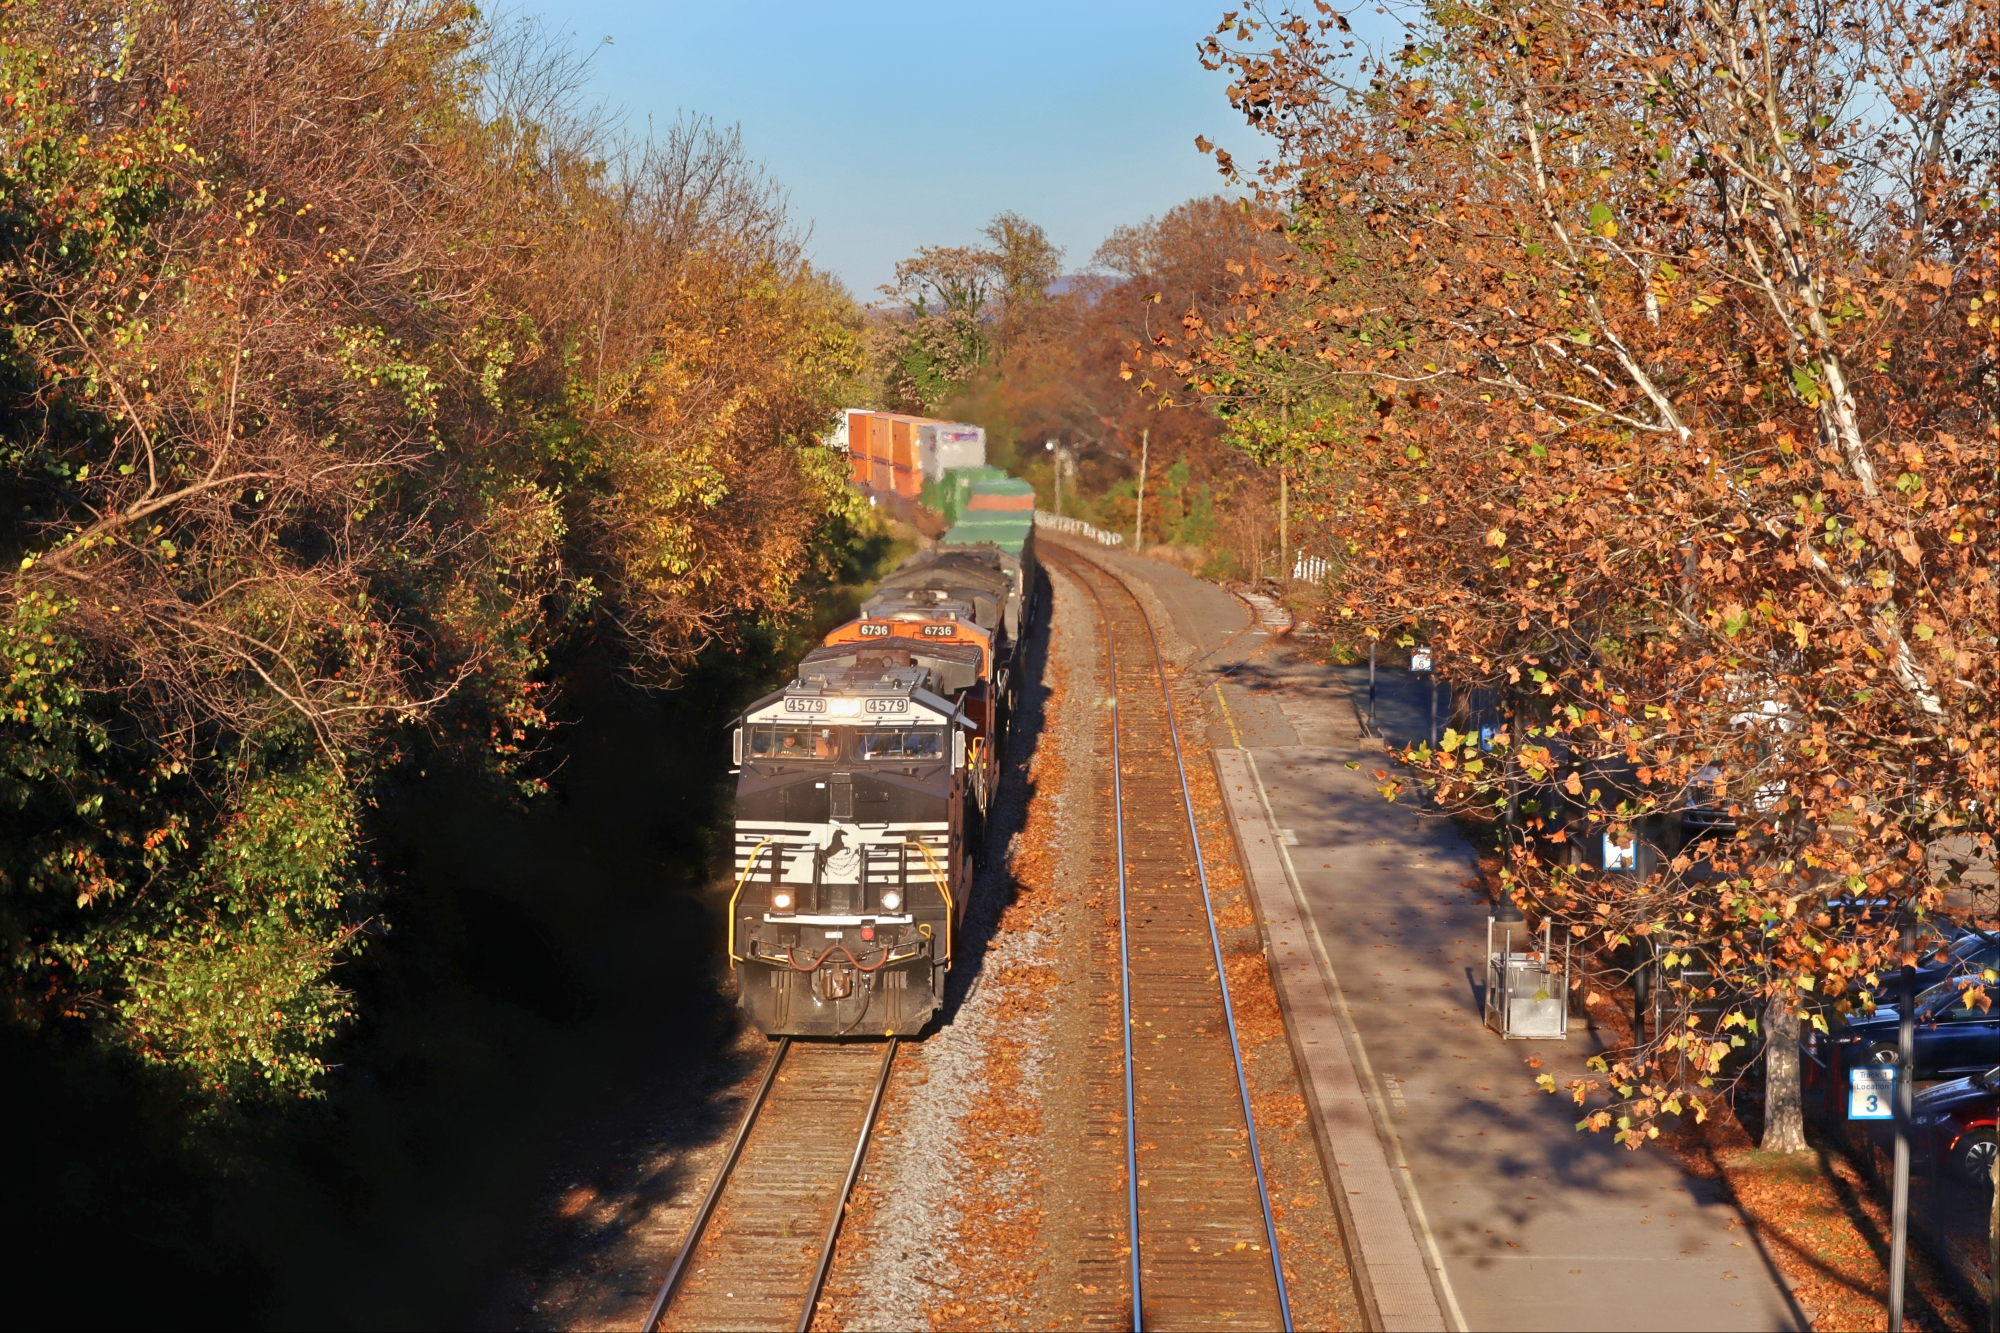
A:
[
  {"xmin": 864, "ymin": 590, "xmax": 992, "ymax": 624},
  {"xmin": 873, "ymin": 550, "xmax": 1014, "ymax": 594},
  {"xmin": 794, "ymin": 663, "xmax": 927, "ymax": 694},
  {"xmin": 802, "ymin": 639, "xmax": 983, "ymax": 670},
  {"xmin": 866, "ymin": 550, "xmax": 1016, "ymax": 633},
  {"xmin": 739, "ymin": 662, "xmax": 966, "ymax": 728}
]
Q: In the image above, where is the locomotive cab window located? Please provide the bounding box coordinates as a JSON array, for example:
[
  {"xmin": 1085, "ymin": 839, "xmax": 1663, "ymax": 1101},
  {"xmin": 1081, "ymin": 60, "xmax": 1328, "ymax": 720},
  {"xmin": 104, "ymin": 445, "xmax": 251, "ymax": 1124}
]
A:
[
  {"xmin": 857, "ymin": 727, "xmax": 944, "ymax": 761},
  {"xmin": 748, "ymin": 724, "xmax": 840, "ymax": 761}
]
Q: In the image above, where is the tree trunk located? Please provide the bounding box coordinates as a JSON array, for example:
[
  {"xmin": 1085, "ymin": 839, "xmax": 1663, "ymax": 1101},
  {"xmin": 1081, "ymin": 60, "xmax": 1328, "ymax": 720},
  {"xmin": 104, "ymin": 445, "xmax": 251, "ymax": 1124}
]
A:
[{"xmin": 1762, "ymin": 997, "xmax": 1809, "ymax": 1154}]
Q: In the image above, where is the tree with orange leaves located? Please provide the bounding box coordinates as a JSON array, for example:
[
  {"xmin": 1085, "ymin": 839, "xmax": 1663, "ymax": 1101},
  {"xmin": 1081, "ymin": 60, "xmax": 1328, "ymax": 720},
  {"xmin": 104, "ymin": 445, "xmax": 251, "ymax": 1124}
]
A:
[
  {"xmin": 1162, "ymin": 1, "xmax": 2000, "ymax": 1148},
  {"xmin": 0, "ymin": 2, "xmax": 864, "ymax": 1104}
]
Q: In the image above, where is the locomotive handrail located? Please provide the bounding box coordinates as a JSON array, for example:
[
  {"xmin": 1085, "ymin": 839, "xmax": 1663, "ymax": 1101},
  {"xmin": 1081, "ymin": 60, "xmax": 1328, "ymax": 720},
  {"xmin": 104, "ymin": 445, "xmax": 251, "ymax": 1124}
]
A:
[
  {"xmin": 970, "ymin": 735, "xmax": 992, "ymax": 811},
  {"xmin": 731, "ymin": 835, "xmax": 950, "ymax": 972},
  {"xmin": 909, "ymin": 838, "xmax": 954, "ymax": 969},
  {"xmin": 725, "ymin": 836, "xmax": 779, "ymax": 969}
]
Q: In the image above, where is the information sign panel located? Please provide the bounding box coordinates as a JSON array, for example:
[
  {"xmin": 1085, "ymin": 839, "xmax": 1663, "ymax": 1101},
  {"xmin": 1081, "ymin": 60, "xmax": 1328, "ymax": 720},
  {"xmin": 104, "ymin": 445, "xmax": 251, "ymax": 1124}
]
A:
[
  {"xmin": 1849, "ymin": 1066, "xmax": 1895, "ymax": 1120},
  {"xmin": 1411, "ymin": 648, "xmax": 1433, "ymax": 673}
]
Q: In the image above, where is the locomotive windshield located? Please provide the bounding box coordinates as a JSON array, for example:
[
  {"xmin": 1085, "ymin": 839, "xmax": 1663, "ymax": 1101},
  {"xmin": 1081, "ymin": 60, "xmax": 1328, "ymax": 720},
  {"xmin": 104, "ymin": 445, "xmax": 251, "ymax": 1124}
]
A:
[
  {"xmin": 746, "ymin": 724, "xmax": 840, "ymax": 760},
  {"xmin": 856, "ymin": 727, "xmax": 945, "ymax": 761}
]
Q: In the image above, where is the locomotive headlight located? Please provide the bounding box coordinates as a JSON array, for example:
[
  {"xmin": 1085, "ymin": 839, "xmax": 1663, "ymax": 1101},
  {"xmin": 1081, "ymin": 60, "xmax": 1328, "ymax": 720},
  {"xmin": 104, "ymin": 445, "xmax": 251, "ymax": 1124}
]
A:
[
  {"xmin": 771, "ymin": 891, "xmax": 794, "ymax": 911},
  {"xmin": 879, "ymin": 890, "xmax": 902, "ymax": 911}
]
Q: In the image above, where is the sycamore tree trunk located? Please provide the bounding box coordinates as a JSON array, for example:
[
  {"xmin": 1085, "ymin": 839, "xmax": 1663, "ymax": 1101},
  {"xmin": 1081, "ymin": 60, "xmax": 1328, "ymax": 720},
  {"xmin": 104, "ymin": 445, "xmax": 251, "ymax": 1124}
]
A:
[{"xmin": 1762, "ymin": 997, "xmax": 1808, "ymax": 1154}]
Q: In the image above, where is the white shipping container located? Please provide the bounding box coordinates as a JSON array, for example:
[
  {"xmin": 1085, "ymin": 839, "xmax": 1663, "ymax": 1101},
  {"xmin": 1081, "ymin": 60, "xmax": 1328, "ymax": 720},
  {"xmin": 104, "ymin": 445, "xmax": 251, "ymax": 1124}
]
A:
[{"xmin": 918, "ymin": 422, "xmax": 985, "ymax": 480}]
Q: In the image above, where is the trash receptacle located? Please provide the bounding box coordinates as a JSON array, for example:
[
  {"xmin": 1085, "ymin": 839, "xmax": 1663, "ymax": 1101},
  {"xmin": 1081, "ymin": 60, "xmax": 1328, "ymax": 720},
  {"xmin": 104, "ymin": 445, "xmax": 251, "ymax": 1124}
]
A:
[{"xmin": 1485, "ymin": 917, "xmax": 1570, "ymax": 1040}]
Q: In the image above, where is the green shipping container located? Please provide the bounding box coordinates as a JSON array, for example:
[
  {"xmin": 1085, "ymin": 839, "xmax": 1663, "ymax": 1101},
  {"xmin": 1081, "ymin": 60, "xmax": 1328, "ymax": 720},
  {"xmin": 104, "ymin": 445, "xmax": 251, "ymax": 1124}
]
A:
[{"xmin": 920, "ymin": 466, "xmax": 1011, "ymax": 526}]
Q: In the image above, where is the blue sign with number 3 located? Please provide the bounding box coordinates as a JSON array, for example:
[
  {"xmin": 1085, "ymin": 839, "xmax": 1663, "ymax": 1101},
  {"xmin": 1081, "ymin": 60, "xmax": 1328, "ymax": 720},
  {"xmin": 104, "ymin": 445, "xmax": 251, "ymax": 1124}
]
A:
[{"xmin": 1849, "ymin": 1066, "xmax": 1895, "ymax": 1120}]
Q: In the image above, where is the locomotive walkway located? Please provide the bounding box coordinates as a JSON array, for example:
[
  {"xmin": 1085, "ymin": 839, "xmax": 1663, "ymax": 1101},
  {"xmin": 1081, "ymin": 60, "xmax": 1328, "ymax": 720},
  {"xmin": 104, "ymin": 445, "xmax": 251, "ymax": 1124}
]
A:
[{"xmin": 1058, "ymin": 542, "xmax": 1810, "ymax": 1333}]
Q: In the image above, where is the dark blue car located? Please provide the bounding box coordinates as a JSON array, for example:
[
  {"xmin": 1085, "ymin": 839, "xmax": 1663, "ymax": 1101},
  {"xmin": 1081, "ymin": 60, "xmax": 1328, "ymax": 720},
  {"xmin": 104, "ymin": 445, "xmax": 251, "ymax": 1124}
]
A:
[
  {"xmin": 1832, "ymin": 979, "xmax": 2000, "ymax": 1080},
  {"xmin": 1913, "ymin": 1066, "xmax": 1998, "ymax": 1187}
]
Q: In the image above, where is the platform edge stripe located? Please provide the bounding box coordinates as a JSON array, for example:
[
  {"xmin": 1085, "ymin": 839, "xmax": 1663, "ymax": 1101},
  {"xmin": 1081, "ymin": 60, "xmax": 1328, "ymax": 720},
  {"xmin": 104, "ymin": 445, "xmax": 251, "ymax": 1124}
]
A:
[{"xmin": 1210, "ymin": 746, "xmax": 1451, "ymax": 1333}]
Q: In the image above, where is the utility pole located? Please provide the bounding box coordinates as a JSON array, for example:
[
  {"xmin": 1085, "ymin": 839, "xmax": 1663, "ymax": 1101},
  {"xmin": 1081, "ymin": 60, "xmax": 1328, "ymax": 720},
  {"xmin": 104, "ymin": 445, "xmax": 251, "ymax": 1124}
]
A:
[
  {"xmin": 1135, "ymin": 429, "xmax": 1148, "ymax": 549},
  {"xmin": 1045, "ymin": 439, "xmax": 1061, "ymax": 516}
]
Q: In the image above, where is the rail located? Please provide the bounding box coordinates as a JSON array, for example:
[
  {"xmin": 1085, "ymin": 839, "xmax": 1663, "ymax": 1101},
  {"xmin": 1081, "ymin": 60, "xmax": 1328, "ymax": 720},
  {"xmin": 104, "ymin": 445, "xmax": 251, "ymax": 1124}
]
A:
[
  {"xmin": 1043, "ymin": 540, "xmax": 1293, "ymax": 1333},
  {"xmin": 640, "ymin": 1039, "xmax": 898, "ymax": 1333}
]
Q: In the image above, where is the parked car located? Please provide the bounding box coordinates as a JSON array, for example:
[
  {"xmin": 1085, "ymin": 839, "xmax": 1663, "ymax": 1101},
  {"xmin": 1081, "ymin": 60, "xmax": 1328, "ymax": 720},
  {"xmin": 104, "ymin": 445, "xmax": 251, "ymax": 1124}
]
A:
[
  {"xmin": 1914, "ymin": 1066, "xmax": 1998, "ymax": 1187},
  {"xmin": 1832, "ymin": 979, "xmax": 2000, "ymax": 1080}
]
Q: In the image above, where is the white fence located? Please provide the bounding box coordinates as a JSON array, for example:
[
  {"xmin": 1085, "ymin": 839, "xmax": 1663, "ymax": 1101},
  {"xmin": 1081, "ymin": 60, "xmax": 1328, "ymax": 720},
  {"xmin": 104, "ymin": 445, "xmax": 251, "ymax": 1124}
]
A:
[
  {"xmin": 1293, "ymin": 552, "xmax": 1331, "ymax": 582},
  {"xmin": 1033, "ymin": 510, "xmax": 1126, "ymax": 547}
]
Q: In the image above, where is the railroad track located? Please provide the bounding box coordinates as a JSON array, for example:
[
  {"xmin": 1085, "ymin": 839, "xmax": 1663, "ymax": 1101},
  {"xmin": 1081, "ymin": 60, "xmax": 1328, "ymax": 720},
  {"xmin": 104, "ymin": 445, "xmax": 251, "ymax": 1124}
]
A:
[
  {"xmin": 642, "ymin": 1037, "xmax": 895, "ymax": 1333},
  {"xmin": 1045, "ymin": 542, "xmax": 1293, "ymax": 1333}
]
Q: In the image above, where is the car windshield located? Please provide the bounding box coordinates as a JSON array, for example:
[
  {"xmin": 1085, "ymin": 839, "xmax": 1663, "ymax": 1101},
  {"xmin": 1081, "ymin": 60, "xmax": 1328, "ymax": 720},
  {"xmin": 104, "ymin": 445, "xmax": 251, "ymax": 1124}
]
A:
[
  {"xmin": 856, "ymin": 727, "xmax": 944, "ymax": 761},
  {"xmin": 1917, "ymin": 978, "xmax": 1992, "ymax": 1020},
  {"xmin": 748, "ymin": 724, "xmax": 840, "ymax": 761},
  {"xmin": 1945, "ymin": 931, "xmax": 1998, "ymax": 963}
]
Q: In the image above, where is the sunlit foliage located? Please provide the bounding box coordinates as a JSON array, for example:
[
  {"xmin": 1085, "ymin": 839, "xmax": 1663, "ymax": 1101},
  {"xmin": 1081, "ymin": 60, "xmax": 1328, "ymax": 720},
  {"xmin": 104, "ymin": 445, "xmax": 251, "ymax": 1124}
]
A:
[{"xmin": 0, "ymin": 1, "xmax": 861, "ymax": 1103}]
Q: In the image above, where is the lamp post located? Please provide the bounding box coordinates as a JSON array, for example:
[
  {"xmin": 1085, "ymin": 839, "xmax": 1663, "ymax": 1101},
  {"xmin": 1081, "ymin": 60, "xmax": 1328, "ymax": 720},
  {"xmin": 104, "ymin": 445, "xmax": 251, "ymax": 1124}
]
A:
[
  {"xmin": 1044, "ymin": 439, "xmax": 1070, "ymax": 516},
  {"xmin": 1368, "ymin": 640, "xmax": 1377, "ymax": 734},
  {"xmin": 1889, "ymin": 956, "xmax": 1917, "ymax": 1331}
]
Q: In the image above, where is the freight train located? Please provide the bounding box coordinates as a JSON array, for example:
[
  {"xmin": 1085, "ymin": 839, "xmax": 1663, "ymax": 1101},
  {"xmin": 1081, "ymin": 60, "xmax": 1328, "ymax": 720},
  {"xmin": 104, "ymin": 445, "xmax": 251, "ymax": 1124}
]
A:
[{"xmin": 727, "ymin": 471, "xmax": 1038, "ymax": 1037}]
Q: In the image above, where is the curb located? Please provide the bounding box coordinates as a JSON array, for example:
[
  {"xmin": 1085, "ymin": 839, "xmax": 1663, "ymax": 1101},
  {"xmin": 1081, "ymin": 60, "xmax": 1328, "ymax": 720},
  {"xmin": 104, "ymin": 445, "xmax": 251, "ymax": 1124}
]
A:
[{"xmin": 1212, "ymin": 746, "xmax": 1451, "ymax": 1333}]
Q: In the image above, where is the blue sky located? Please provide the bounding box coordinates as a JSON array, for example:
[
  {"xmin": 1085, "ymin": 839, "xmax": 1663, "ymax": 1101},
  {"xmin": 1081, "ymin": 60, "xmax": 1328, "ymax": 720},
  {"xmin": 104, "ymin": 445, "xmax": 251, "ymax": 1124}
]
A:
[{"xmin": 518, "ymin": 1, "xmax": 1265, "ymax": 301}]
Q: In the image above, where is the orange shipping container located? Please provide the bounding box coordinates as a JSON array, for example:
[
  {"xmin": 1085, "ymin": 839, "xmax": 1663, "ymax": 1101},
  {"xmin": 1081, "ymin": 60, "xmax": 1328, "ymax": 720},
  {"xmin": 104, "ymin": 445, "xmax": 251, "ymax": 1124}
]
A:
[
  {"xmin": 888, "ymin": 419, "xmax": 920, "ymax": 498},
  {"xmin": 867, "ymin": 415, "xmax": 894, "ymax": 491},
  {"xmin": 845, "ymin": 409, "xmax": 871, "ymax": 485},
  {"xmin": 965, "ymin": 492, "xmax": 1034, "ymax": 511}
]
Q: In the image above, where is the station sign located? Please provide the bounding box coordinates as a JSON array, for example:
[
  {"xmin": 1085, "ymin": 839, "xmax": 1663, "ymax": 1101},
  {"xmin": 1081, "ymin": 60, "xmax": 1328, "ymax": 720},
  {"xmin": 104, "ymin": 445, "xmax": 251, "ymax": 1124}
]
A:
[{"xmin": 1849, "ymin": 1066, "xmax": 1895, "ymax": 1120}]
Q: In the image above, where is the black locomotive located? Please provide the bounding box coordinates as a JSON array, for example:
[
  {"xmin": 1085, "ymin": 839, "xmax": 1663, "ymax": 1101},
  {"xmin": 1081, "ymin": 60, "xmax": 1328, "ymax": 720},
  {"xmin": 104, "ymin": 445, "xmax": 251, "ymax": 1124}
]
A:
[{"xmin": 727, "ymin": 537, "xmax": 1036, "ymax": 1037}]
